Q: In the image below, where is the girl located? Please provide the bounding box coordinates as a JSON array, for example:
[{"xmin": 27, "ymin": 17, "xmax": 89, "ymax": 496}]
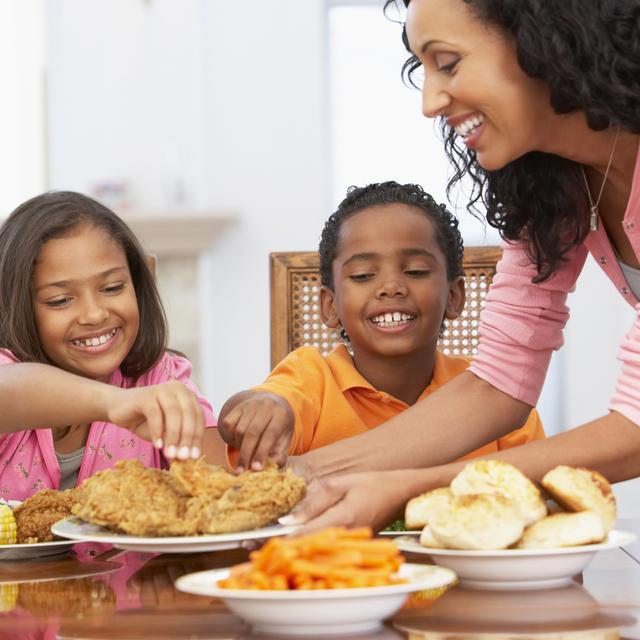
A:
[
  {"xmin": 282, "ymin": 0, "xmax": 640, "ymax": 532},
  {"xmin": 0, "ymin": 191, "xmax": 223, "ymax": 500}
]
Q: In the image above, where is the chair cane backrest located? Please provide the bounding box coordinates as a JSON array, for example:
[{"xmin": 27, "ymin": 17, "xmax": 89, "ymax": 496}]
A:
[{"xmin": 269, "ymin": 247, "xmax": 503, "ymax": 368}]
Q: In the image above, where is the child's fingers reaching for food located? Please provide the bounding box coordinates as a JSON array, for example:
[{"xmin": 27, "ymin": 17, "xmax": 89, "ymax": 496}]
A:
[
  {"xmin": 219, "ymin": 392, "xmax": 294, "ymax": 472},
  {"xmin": 106, "ymin": 382, "xmax": 206, "ymax": 459}
]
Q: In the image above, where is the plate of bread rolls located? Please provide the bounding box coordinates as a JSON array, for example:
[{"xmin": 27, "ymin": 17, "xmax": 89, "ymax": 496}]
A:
[{"xmin": 395, "ymin": 461, "xmax": 636, "ymax": 590}]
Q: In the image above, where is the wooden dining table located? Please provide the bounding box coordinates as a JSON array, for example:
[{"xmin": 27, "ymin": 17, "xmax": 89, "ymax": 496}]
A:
[{"xmin": 2, "ymin": 519, "xmax": 640, "ymax": 640}]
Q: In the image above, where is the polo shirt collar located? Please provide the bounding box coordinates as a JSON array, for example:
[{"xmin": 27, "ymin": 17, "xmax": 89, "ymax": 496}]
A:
[{"xmin": 326, "ymin": 344, "xmax": 450, "ymax": 401}]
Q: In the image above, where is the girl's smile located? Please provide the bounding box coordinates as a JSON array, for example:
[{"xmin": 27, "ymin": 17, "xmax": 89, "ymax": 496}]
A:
[{"xmin": 70, "ymin": 327, "xmax": 121, "ymax": 352}]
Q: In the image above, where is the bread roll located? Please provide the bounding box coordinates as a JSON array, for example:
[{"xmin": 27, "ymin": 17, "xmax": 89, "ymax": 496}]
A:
[
  {"xmin": 419, "ymin": 524, "xmax": 446, "ymax": 549},
  {"xmin": 450, "ymin": 460, "xmax": 547, "ymax": 526},
  {"xmin": 542, "ymin": 466, "xmax": 617, "ymax": 533},
  {"xmin": 429, "ymin": 493, "xmax": 525, "ymax": 550},
  {"xmin": 517, "ymin": 510, "xmax": 606, "ymax": 549},
  {"xmin": 405, "ymin": 488, "xmax": 453, "ymax": 529}
]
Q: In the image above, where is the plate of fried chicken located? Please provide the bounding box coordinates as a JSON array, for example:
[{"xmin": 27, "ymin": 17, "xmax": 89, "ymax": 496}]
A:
[
  {"xmin": 0, "ymin": 492, "xmax": 79, "ymax": 560},
  {"xmin": 50, "ymin": 458, "xmax": 306, "ymax": 553}
]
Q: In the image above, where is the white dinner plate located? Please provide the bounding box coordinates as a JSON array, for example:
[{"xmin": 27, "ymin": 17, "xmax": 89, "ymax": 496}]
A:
[
  {"xmin": 176, "ymin": 562, "xmax": 457, "ymax": 636},
  {"xmin": 51, "ymin": 516, "xmax": 298, "ymax": 553},
  {"xmin": 0, "ymin": 539, "xmax": 76, "ymax": 561},
  {"xmin": 379, "ymin": 529, "xmax": 421, "ymax": 537},
  {"xmin": 0, "ymin": 499, "xmax": 78, "ymax": 560},
  {"xmin": 395, "ymin": 529, "xmax": 637, "ymax": 590}
]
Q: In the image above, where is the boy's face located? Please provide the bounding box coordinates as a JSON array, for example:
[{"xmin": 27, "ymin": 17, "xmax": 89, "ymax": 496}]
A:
[
  {"xmin": 32, "ymin": 223, "xmax": 140, "ymax": 381},
  {"xmin": 320, "ymin": 203, "xmax": 464, "ymax": 363}
]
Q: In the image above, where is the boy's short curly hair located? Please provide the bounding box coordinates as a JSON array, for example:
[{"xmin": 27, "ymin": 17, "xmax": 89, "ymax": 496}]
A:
[{"xmin": 319, "ymin": 181, "xmax": 464, "ymax": 289}]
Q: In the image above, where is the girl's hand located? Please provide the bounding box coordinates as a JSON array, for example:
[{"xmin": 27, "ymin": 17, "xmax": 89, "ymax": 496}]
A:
[
  {"xmin": 106, "ymin": 381, "xmax": 205, "ymax": 460},
  {"xmin": 218, "ymin": 391, "xmax": 294, "ymax": 471},
  {"xmin": 279, "ymin": 470, "xmax": 416, "ymax": 533}
]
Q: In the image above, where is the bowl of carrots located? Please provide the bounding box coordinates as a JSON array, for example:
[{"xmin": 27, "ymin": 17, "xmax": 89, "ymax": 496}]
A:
[{"xmin": 175, "ymin": 527, "xmax": 456, "ymax": 636}]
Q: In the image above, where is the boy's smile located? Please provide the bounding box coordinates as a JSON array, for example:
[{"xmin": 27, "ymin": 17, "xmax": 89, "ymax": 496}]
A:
[
  {"xmin": 32, "ymin": 223, "xmax": 140, "ymax": 381},
  {"xmin": 320, "ymin": 203, "xmax": 464, "ymax": 397}
]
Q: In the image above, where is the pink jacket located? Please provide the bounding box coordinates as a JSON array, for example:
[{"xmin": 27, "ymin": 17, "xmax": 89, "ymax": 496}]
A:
[
  {"xmin": 470, "ymin": 142, "xmax": 640, "ymax": 426},
  {"xmin": 0, "ymin": 350, "xmax": 216, "ymax": 500}
]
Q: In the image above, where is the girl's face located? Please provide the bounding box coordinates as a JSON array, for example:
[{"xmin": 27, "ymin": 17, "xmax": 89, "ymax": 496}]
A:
[
  {"xmin": 32, "ymin": 223, "xmax": 140, "ymax": 381},
  {"xmin": 405, "ymin": 0, "xmax": 554, "ymax": 170},
  {"xmin": 320, "ymin": 204, "xmax": 464, "ymax": 366}
]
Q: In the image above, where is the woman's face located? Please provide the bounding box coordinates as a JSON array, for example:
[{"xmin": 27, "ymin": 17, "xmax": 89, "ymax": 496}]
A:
[{"xmin": 405, "ymin": 0, "xmax": 555, "ymax": 170}]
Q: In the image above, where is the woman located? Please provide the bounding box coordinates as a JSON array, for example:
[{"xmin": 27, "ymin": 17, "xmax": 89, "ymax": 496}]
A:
[{"xmin": 281, "ymin": 0, "xmax": 640, "ymax": 531}]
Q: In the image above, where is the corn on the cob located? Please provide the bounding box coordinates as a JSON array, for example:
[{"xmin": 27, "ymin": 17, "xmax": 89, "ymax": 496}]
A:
[
  {"xmin": 0, "ymin": 583, "xmax": 18, "ymax": 612},
  {"xmin": 0, "ymin": 504, "xmax": 17, "ymax": 544}
]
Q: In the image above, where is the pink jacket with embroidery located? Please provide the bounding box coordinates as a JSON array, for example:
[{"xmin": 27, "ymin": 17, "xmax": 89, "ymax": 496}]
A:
[
  {"xmin": 469, "ymin": 142, "xmax": 640, "ymax": 426},
  {"xmin": 0, "ymin": 350, "xmax": 216, "ymax": 500}
]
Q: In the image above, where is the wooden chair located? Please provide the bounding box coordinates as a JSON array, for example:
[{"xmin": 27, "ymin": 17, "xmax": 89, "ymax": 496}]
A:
[{"xmin": 270, "ymin": 246, "xmax": 503, "ymax": 368}]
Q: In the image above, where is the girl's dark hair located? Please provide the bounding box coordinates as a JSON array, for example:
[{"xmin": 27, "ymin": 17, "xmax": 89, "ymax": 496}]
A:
[
  {"xmin": 384, "ymin": 0, "xmax": 640, "ymax": 281},
  {"xmin": 0, "ymin": 191, "xmax": 168, "ymax": 378},
  {"xmin": 319, "ymin": 181, "xmax": 464, "ymax": 288}
]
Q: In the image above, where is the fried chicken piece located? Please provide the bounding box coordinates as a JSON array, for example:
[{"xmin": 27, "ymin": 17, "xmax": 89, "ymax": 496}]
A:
[
  {"xmin": 72, "ymin": 460, "xmax": 194, "ymax": 536},
  {"xmin": 169, "ymin": 458, "xmax": 238, "ymax": 499},
  {"xmin": 14, "ymin": 488, "xmax": 79, "ymax": 543},
  {"xmin": 73, "ymin": 459, "xmax": 306, "ymax": 537},
  {"xmin": 198, "ymin": 466, "xmax": 307, "ymax": 534}
]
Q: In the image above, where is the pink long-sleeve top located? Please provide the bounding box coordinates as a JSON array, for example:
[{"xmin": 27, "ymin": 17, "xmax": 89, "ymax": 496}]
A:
[
  {"xmin": 469, "ymin": 142, "xmax": 640, "ymax": 427},
  {"xmin": 0, "ymin": 350, "xmax": 216, "ymax": 500}
]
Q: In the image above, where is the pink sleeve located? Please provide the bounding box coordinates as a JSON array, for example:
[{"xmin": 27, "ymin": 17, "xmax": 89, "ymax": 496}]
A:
[
  {"xmin": 0, "ymin": 348, "xmax": 19, "ymax": 366},
  {"xmin": 469, "ymin": 240, "xmax": 588, "ymax": 406},
  {"xmin": 145, "ymin": 352, "xmax": 217, "ymax": 427},
  {"xmin": 610, "ymin": 304, "xmax": 640, "ymax": 426}
]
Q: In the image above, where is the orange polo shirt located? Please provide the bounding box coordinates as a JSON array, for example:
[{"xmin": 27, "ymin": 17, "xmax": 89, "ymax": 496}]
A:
[{"xmin": 251, "ymin": 344, "xmax": 545, "ymax": 457}]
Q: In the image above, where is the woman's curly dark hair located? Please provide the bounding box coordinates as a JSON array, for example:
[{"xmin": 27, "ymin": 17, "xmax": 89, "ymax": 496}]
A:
[
  {"xmin": 384, "ymin": 0, "xmax": 640, "ymax": 281},
  {"xmin": 319, "ymin": 181, "xmax": 464, "ymax": 289}
]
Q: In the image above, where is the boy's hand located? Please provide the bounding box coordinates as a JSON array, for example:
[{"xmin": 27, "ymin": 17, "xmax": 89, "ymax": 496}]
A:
[
  {"xmin": 218, "ymin": 391, "xmax": 294, "ymax": 472},
  {"xmin": 106, "ymin": 381, "xmax": 205, "ymax": 460}
]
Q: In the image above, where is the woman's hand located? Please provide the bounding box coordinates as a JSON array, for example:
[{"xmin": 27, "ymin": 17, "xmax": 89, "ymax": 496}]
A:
[
  {"xmin": 106, "ymin": 381, "xmax": 205, "ymax": 460},
  {"xmin": 218, "ymin": 391, "xmax": 294, "ymax": 471},
  {"xmin": 279, "ymin": 469, "xmax": 422, "ymax": 533}
]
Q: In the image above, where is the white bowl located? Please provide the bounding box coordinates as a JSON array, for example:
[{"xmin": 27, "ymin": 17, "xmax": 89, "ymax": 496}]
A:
[
  {"xmin": 175, "ymin": 563, "xmax": 457, "ymax": 636},
  {"xmin": 396, "ymin": 529, "xmax": 637, "ymax": 590}
]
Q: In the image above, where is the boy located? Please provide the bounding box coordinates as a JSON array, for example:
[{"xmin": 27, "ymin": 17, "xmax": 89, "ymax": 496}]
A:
[{"xmin": 219, "ymin": 182, "xmax": 544, "ymax": 471}]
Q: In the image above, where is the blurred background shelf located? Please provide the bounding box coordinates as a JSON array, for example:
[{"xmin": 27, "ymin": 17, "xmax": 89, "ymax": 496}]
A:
[{"xmin": 122, "ymin": 209, "xmax": 238, "ymax": 256}]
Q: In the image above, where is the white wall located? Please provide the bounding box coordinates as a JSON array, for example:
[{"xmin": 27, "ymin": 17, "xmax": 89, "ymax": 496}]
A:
[
  {"xmin": 197, "ymin": 1, "xmax": 331, "ymax": 407},
  {"xmin": 46, "ymin": 0, "xmax": 206, "ymax": 209},
  {"xmin": 0, "ymin": 0, "xmax": 46, "ymax": 214}
]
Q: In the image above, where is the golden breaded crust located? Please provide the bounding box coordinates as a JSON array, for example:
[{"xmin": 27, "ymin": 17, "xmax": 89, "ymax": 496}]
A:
[
  {"xmin": 72, "ymin": 459, "xmax": 306, "ymax": 536},
  {"xmin": 14, "ymin": 488, "xmax": 79, "ymax": 543},
  {"xmin": 450, "ymin": 460, "xmax": 547, "ymax": 526},
  {"xmin": 429, "ymin": 493, "xmax": 525, "ymax": 550},
  {"xmin": 198, "ymin": 466, "xmax": 306, "ymax": 534},
  {"xmin": 542, "ymin": 466, "xmax": 617, "ymax": 533},
  {"xmin": 517, "ymin": 510, "xmax": 606, "ymax": 549},
  {"xmin": 405, "ymin": 488, "xmax": 453, "ymax": 530}
]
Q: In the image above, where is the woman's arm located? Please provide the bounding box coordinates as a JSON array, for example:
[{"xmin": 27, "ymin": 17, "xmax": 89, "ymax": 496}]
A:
[
  {"xmin": 288, "ymin": 410, "xmax": 640, "ymax": 532},
  {"xmin": 296, "ymin": 370, "xmax": 531, "ymax": 477}
]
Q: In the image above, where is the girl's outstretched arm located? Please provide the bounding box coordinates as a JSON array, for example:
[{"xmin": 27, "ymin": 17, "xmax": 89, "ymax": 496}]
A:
[{"xmin": 0, "ymin": 362, "xmax": 205, "ymax": 459}]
